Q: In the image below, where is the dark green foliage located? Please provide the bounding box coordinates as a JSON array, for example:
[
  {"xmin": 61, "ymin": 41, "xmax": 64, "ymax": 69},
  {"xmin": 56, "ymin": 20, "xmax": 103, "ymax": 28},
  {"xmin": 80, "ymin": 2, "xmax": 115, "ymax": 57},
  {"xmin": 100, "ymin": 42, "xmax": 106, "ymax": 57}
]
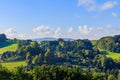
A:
[
  {"xmin": 0, "ymin": 34, "xmax": 7, "ymax": 42},
  {"xmin": 32, "ymin": 65, "xmax": 92, "ymax": 80},
  {"xmin": 1, "ymin": 65, "xmax": 120, "ymax": 80},
  {"xmin": 0, "ymin": 66, "xmax": 32, "ymax": 80},
  {"xmin": 32, "ymin": 54, "xmax": 44, "ymax": 65},
  {"xmin": 97, "ymin": 35, "xmax": 120, "ymax": 52},
  {"xmin": 11, "ymin": 67, "xmax": 32, "ymax": 80},
  {"xmin": 2, "ymin": 34, "xmax": 120, "ymax": 80},
  {"xmin": 0, "ymin": 34, "xmax": 7, "ymax": 48},
  {"xmin": 26, "ymin": 52, "xmax": 32, "ymax": 66},
  {"xmin": 0, "ymin": 67, "xmax": 11, "ymax": 80},
  {"xmin": 0, "ymin": 65, "xmax": 106, "ymax": 80},
  {"xmin": 45, "ymin": 48, "xmax": 55, "ymax": 65}
]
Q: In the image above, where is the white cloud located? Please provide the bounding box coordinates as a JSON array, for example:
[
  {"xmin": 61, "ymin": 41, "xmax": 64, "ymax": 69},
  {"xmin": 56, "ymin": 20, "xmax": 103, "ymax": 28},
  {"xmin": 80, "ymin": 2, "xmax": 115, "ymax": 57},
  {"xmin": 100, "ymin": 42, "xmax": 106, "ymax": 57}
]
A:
[
  {"xmin": 18, "ymin": 33, "xmax": 33, "ymax": 39},
  {"xmin": 54, "ymin": 27, "xmax": 60, "ymax": 34},
  {"xmin": 111, "ymin": 12, "xmax": 118, "ymax": 17},
  {"xmin": 91, "ymin": 25, "xmax": 120, "ymax": 39},
  {"xmin": 78, "ymin": 0, "xmax": 94, "ymax": 6},
  {"xmin": 78, "ymin": 25, "xmax": 92, "ymax": 34},
  {"xmin": 78, "ymin": 0, "xmax": 118, "ymax": 11},
  {"xmin": 76, "ymin": 24, "xmax": 120, "ymax": 40},
  {"xmin": 106, "ymin": 24, "xmax": 112, "ymax": 28},
  {"xmin": 78, "ymin": 0, "xmax": 96, "ymax": 11},
  {"xmin": 32, "ymin": 25, "xmax": 51, "ymax": 37},
  {"xmin": 87, "ymin": 5, "xmax": 96, "ymax": 11},
  {"xmin": 3, "ymin": 24, "xmax": 120, "ymax": 40},
  {"xmin": 33, "ymin": 25, "xmax": 50, "ymax": 33},
  {"xmin": 68, "ymin": 27, "xmax": 73, "ymax": 33},
  {"xmin": 25, "ymin": 24, "xmax": 120, "ymax": 40},
  {"xmin": 18, "ymin": 33, "xmax": 27, "ymax": 39},
  {"xmin": 54, "ymin": 27, "xmax": 61, "ymax": 38},
  {"xmin": 100, "ymin": 1, "xmax": 117, "ymax": 10},
  {"xmin": 32, "ymin": 25, "xmax": 62, "ymax": 38},
  {"xmin": 4, "ymin": 28, "xmax": 17, "ymax": 38}
]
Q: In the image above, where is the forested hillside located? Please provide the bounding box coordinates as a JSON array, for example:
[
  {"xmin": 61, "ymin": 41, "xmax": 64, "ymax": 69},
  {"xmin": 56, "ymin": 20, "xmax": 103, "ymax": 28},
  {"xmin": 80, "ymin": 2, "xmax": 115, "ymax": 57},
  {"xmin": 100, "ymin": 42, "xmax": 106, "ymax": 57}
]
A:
[
  {"xmin": 97, "ymin": 35, "xmax": 120, "ymax": 52},
  {"xmin": 1, "ymin": 34, "xmax": 120, "ymax": 79}
]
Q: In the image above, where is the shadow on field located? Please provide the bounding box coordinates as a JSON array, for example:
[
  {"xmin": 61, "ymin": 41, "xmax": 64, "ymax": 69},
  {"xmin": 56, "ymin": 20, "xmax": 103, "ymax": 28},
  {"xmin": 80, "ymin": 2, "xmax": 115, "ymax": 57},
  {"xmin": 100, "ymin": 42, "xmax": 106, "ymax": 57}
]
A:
[
  {"xmin": 100, "ymin": 51, "xmax": 108, "ymax": 55},
  {"xmin": 0, "ymin": 41, "xmax": 14, "ymax": 48}
]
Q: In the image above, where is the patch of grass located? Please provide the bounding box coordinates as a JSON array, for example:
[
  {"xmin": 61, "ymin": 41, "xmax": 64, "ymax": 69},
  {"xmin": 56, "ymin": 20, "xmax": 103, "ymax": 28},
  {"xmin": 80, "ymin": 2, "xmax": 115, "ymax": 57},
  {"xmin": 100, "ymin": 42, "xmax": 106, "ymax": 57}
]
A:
[
  {"xmin": 100, "ymin": 49, "xmax": 120, "ymax": 60},
  {"xmin": 91, "ymin": 40, "xmax": 97, "ymax": 46},
  {"xmin": 1, "ymin": 61, "xmax": 26, "ymax": 70},
  {"xmin": 106, "ymin": 51, "xmax": 120, "ymax": 60},
  {"xmin": 0, "ymin": 42, "xmax": 18, "ymax": 54}
]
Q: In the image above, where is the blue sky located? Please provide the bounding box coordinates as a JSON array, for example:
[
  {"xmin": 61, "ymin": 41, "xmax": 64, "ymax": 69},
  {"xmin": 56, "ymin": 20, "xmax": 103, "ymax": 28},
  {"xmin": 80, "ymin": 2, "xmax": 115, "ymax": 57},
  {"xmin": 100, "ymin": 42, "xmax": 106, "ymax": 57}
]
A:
[{"xmin": 0, "ymin": 0, "xmax": 120, "ymax": 39}]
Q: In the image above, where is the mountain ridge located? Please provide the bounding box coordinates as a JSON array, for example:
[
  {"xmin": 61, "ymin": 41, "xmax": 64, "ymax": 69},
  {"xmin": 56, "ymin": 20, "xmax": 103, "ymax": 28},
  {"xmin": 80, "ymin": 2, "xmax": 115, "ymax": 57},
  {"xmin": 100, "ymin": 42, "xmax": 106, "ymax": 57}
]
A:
[{"xmin": 32, "ymin": 37, "xmax": 74, "ymax": 42}]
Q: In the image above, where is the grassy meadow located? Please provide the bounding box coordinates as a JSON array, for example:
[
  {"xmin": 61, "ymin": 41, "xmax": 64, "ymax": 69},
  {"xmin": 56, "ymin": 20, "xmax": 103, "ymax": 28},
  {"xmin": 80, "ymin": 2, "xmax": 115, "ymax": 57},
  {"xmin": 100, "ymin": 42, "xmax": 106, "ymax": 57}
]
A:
[
  {"xmin": 0, "ymin": 41, "xmax": 18, "ymax": 54},
  {"xmin": 91, "ymin": 41, "xmax": 120, "ymax": 60},
  {"xmin": 91, "ymin": 40, "xmax": 98, "ymax": 46},
  {"xmin": 105, "ymin": 51, "xmax": 120, "ymax": 60},
  {"xmin": 1, "ymin": 61, "xmax": 26, "ymax": 70}
]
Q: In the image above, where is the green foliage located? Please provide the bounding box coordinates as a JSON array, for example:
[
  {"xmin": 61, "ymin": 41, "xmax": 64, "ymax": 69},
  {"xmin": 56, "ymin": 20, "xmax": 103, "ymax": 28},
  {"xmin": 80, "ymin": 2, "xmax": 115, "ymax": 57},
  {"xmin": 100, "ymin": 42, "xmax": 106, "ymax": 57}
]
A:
[
  {"xmin": 0, "ymin": 34, "xmax": 7, "ymax": 42},
  {"xmin": 91, "ymin": 40, "xmax": 98, "ymax": 46},
  {"xmin": 0, "ymin": 67, "xmax": 11, "ymax": 80},
  {"xmin": 32, "ymin": 65, "xmax": 92, "ymax": 80},
  {"xmin": 1, "ymin": 61, "xmax": 26, "ymax": 70},
  {"xmin": 118, "ymin": 71, "xmax": 120, "ymax": 80},
  {"xmin": 26, "ymin": 52, "xmax": 32, "ymax": 66},
  {"xmin": 1, "ymin": 34, "xmax": 120, "ymax": 80},
  {"xmin": 107, "ymin": 74, "xmax": 117, "ymax": 80},
  {"xmin": 0, "ymin": 42, "xmax": 18, "ymax": 54},
  {"xmin": 92, "ymin": 72, "xmax": 106, "ymax": 80},
  {"xmin": 11, "ymin": 67, "xmax": 32, "ymax": 80},
  {"xmin": 45, "ymin": 48, "xmax": 55, "ymax": 64},
  {"xmin": 1, "ymin": 65, "xmax": 119, "ymax": 80},
  {"xmin": 32, "ymin": 54, "xmax": 44, "ymax": 65},
  {"xmin": 97, "ymin": 35, "xmax": 120, "ymax": 53}
]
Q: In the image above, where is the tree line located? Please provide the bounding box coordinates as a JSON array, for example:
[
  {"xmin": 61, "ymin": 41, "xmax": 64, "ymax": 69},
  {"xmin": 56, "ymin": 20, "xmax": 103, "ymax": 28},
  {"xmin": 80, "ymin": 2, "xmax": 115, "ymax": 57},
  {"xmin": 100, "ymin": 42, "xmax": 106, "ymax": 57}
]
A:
[
  {"xmin": 0, "ymin": 65, "xmax": 120, "ymax": 80},
  {"xmin": 1, "ymin": 34, "xmax": 120, "ymax": 79}
]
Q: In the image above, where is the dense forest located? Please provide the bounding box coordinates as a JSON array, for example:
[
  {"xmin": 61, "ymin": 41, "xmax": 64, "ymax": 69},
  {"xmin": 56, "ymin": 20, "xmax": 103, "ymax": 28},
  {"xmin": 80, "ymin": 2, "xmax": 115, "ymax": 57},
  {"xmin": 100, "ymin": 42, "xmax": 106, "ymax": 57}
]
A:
[
  {"xmin": 97, "ymin": 35, "xmax": 120, "ymax": 52},
  {"xmin": 1, "ymin": 34, "xmax": 120, "ymax": 80}
]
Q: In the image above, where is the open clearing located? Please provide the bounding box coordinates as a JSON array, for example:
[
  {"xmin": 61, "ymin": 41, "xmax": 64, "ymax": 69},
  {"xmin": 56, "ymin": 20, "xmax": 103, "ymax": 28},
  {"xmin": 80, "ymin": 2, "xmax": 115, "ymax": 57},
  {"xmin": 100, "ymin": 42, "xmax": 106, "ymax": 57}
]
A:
[
  {"xmin": 91, "ymin": 41, "xmax": 120, "ymax": 60},
  {"xmin": 1, "ymin": 61, "xmax": 26, "ymax": 70},
  {"xmin": 0, "ymin": 42, "xmax": 18, "ymax": 54},
  {"xmin": 100, "ymin": 50, "xmax": 120, "ymax": 60},
  {"xmin": 105, "ymin": 51, "xmax": 120, "ymax": 60}
]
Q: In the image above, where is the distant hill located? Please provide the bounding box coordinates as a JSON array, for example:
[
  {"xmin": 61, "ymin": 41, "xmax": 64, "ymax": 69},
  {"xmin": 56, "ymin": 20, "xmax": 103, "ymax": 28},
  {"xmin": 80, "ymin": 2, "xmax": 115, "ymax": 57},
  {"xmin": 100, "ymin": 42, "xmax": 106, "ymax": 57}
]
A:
[
  {"xmin": 96, "ymin": 35, "xmax": 120, "ymax": 53},
  {"xmin": 0, "ymin": 41, "xmax": 18, "ymax": 54},
  {"xmin": 32, "ymin": 37, "xmax": 74, "ymax": 42},
  {"xmin": 0, "ymin": 34, "xmax": 18, "ymax": 54}
]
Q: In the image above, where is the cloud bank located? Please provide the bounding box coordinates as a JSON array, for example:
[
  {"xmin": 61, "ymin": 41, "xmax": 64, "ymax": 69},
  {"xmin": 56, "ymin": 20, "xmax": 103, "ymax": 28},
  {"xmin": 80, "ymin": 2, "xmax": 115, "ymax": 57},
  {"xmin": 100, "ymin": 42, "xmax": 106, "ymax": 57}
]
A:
[
  {"xmin": 4, "ymin": 28, "xmax": 17, "ymax": 38},
  {"xmin": 78, "ymin": 0, "xmax": 118, "ymax": 11},
  {"xmin": 3, "ymin": 24, "xmax": 120, "ymax": 40}
]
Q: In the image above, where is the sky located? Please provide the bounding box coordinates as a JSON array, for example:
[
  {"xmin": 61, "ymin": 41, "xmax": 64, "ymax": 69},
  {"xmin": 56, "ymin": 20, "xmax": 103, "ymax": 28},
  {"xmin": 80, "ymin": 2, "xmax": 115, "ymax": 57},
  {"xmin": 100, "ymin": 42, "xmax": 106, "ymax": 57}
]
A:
[{"xmin": 0, "ymin": 0, "xmax": 120, "ymax": 40}]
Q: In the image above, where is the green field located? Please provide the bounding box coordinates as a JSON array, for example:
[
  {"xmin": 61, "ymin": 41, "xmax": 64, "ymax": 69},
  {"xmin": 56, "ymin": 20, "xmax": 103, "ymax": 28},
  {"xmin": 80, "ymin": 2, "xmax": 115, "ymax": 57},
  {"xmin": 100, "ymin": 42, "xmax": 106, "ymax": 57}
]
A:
[
  {"xmin": 100, "ymin": 50, "xmax": 120, "ymax": 60},
  {"xmin": 1, "ymin": 61, "xmax": 26, "ymax": 70},
  {"xmin": 91, "ymin": 40, "xmax": 97, "ymax": 46},
  {"xmin": 91, "ymin": 41, "xmax": 120, "ymax": 60},
  {"xmin": 0, "ymin": 42, "xmax": 18, "ymax": 54},
  {"xmin": 105, "ymin": 51, "xmax": 120, "ymax": 60}
]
